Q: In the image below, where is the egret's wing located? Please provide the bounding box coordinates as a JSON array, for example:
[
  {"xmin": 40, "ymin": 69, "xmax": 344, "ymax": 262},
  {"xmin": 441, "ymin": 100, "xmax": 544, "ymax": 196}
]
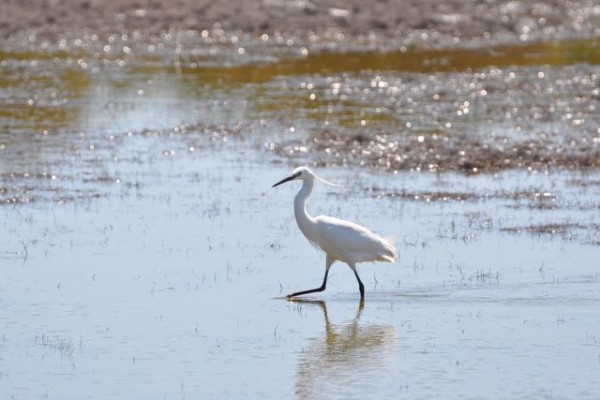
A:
[
  {"xmin": 317, "ymin": 216, "xmax": 381, "ymax": 252},
  {"xmin": 315, "ymin": 215, "xmax": 396, "ymax": 263}
]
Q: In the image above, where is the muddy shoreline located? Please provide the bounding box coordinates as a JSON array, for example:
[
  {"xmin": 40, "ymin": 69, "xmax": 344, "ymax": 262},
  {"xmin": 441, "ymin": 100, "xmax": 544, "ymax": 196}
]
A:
[
  {"xmin": 1, "ymin": 1, "xmax": 599, "ymax": 175},
  {"xmin": 2, "ymin": 0, "xmax": 599, "ymax": 45}
]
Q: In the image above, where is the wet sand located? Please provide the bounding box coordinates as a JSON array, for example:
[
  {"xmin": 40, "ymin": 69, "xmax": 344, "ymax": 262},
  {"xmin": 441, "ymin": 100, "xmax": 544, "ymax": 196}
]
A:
[{"xmin": 1, "ymin": 0, "xmax": 599, "ymax": 43}]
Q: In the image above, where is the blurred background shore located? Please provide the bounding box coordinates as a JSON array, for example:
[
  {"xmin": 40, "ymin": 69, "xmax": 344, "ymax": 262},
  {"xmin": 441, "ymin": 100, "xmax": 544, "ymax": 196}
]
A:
[{"xmin": 2, "ymin": 0, "xmax": 599, "ymax": 44}]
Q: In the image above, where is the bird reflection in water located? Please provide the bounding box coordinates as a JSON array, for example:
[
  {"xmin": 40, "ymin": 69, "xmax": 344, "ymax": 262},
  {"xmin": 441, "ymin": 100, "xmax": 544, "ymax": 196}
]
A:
[{"xmin": 292, "ymin": 299, "xmax": 396, "ymax": 399}]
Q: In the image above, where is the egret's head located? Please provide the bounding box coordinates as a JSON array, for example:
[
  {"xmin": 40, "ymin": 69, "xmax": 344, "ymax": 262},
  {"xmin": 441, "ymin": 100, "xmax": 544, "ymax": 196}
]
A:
[{"xmin": 272, "ymin": 166, "xmax": 340, "ymax": 188}]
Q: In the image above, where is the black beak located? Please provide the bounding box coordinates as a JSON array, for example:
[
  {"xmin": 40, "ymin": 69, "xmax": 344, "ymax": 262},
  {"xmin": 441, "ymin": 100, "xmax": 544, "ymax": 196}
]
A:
[{"xmin": 272, "ymin": 173, "xmax": 298, "ymax": 188}]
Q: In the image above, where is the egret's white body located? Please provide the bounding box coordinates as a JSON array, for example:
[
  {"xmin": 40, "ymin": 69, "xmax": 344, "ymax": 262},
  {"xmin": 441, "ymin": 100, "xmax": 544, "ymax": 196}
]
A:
[{"xmin": 273, "ymin": 166, "xmax": 397, "ymax": 299}]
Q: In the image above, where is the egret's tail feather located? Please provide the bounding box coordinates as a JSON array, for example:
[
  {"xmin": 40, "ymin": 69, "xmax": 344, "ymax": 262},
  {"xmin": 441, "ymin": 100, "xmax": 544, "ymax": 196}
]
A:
[{"xmin": 379, "ymin": 238, "xmax": 397, "ymax": 263}]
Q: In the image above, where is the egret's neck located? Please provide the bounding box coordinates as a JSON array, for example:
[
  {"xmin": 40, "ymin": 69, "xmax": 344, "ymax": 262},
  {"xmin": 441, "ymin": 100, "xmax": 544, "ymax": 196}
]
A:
[{"xmin": 294, "ymin": 178, "xmax": 316, "ymax": 235}]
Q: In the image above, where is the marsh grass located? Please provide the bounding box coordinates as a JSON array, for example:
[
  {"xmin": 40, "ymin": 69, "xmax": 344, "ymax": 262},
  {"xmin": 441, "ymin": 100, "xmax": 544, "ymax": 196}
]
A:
[{"xmin": 35, "ymin": 334, "xmax": 77, "ymax": 360}]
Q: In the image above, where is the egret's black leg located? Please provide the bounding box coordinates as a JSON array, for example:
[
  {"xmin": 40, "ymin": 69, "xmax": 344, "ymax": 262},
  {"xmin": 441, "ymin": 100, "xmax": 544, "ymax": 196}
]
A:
[
  {"xmin": 287, "ymin": 267, "xmax": 329, "ymax": 298},
  {"xmin": 287, "ymin": 256, "xmax": 333, "ymax": 299},
  {"xmin": 349, "ymin": 263, "xmax": 365, "ymax": 299}
]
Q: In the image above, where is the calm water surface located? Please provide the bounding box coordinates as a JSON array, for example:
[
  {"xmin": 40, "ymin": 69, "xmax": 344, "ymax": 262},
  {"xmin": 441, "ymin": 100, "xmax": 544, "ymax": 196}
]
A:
[{"xmin": 1, "ymin": 37, "xmax": 599, "ymax": 399}]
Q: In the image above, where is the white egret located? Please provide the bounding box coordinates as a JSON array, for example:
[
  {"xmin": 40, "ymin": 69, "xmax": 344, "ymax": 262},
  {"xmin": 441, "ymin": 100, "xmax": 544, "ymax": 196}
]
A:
[{"xmin": 273, "ymin": 166, "xmax": 397, "ymax": 299}]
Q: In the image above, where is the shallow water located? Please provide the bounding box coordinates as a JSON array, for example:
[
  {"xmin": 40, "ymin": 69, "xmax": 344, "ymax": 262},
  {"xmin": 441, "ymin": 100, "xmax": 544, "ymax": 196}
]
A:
[{"xmin": 1, "ymin": 37, "xmax": 600, "ymax": 398}]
